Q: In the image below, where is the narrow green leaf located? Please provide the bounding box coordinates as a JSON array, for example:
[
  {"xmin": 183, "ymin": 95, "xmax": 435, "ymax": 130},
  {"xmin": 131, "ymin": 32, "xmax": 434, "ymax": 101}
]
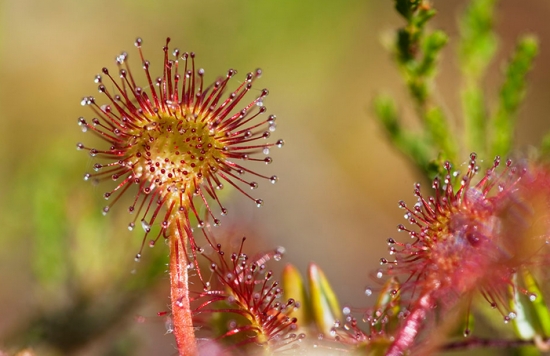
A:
[
  {"xmin": 459, "ymin": 0, "xmax": 498, "ymax": 78},
  {"xmin": 424, "ymin": 106, "xmax": 457, "ymax": 163},
  {"xmin": 374, "ymin": 277, "xmax": 401, "ymax": 334},
  {"xmin": 459, "ymin": 0, "xmax": 497, "ymax": 157},
  {"xmin": 308, "ymin": 262, "xmax": 342, "ymax": 334},
  {"xmin": 522, "ymin": 269, "xmax": 550, "ymax": 337},
  {"xmin": 373, "ymin": 94, "xmax": 432, "ymax": 174},
  {"xmin": 397, "ymin": 28, "xmax": 413, "ymax": 63},
  {"xmin": 373, "ymin": 94, "xmax": 400, "ymax": 136},
  {"xmin": 491, "ymin": 36, "xmax": 538, "ymax": 157},
  {"xmin": 282, "ymin": 263, "xmax": 312, "ymax": 326},
  {"xmin": 413, "ymin": 5, "xmax": 436, "ymax": 32},
  {"xmin": 510, "ymin": 274, "xmax": 537, "ymax": 340},
  {"xmin": 417, "ymin": 30, "xmax": 448, "ymax": 77},
  {"xmin": 461, "ymin": 85, "xmax": 488, "ymax": 156},
  {"xmin": 394, "ymin": 0, "xmax": 418, "ymax": 20}
]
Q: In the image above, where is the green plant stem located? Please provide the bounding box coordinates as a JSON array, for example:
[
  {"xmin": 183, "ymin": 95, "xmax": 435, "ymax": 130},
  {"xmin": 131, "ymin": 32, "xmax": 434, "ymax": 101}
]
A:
[{"xmin": 170, "ymin": 230, "xmax": 197, "ymax": 355}]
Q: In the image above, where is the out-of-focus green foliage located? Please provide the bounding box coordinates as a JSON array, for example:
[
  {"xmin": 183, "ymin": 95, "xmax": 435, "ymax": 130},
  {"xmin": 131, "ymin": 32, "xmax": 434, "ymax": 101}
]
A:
[
  {"xmin": 376, "ymin": 0, "xmax": 539, "ymax": 180},
  {"xmin": 459, "ymin": 0, "xmax": 497, "ymax": 156},
  {"xmin": 5, "ymin": 142, "xmax": 167, "ymax": 355},
  {"xmin": 375, "ymin": 0, "xmax": 456, "ymax": 178},
  {"xmin": 491, "ymin": 36, "xmax": 539, "ymax": 158}
]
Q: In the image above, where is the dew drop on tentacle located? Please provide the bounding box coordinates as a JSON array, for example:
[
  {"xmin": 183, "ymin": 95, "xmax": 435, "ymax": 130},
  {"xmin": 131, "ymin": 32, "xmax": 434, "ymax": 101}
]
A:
[{"xmin": 141, "ymin": 219, "xmax": 151, "ymax": 232}]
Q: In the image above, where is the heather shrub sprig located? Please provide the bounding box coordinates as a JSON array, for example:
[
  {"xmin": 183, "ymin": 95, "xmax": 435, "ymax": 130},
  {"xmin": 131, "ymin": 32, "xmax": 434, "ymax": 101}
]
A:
[{"xmin": 375, "ymin": 0, "xmax": 538, "ymax": 178}]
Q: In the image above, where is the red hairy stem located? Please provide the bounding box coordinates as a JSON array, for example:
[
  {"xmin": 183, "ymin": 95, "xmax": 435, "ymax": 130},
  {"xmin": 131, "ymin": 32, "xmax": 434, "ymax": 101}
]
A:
[
  {"xmin": 386, "ymin": 292, "xmax": 434, "ymax": 356},
  {"xmin": 169, "ymin": 232, "xmax": 197, "ymax": 356}
]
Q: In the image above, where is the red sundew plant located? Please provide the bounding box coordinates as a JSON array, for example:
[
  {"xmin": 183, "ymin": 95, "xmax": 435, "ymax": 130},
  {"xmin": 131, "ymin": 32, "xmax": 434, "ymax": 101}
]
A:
[
  {"xmin": 59, "ymin": 2, "xmax": 550, "ymax": 355},
  {"xmin": 191, "ymin": 237, "xmax": 302, "ymax": 353},
  {"xmin": 77, "ymin": 37, "xmax": 282, "ymax": 354},
  {"xmin": 382, "ymin": 154, "xmax": 550, "ymax": 355}
]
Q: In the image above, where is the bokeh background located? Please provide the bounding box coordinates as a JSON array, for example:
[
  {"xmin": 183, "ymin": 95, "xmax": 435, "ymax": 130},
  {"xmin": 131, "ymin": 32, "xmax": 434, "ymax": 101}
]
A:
[{"xmin": 1, "ymin": 0, "xmax": 550, "ymax": 355}]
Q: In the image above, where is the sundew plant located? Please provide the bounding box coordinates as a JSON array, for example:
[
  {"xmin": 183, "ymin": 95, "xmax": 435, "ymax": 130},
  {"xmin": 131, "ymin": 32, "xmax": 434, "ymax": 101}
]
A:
[{"xmin": 4, "ymin": 0, "xmax": 550, "ymax": 356}]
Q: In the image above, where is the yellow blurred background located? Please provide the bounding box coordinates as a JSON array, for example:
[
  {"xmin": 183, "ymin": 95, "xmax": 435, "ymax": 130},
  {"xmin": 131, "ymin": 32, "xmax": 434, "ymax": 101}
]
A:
[{"xmin": 1, "ymin": 0, "xmax": 550, "ymax": 354}]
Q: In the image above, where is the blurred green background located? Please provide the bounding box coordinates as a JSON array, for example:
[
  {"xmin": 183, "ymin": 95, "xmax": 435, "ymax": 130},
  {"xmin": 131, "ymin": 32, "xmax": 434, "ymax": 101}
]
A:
[{"xmin": 1, "ymin": 0, "xmax": 550, "ymax": 354}]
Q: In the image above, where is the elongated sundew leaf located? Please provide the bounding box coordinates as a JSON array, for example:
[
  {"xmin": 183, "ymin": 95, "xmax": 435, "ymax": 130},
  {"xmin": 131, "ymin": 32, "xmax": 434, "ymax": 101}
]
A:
[
  {"xmin": 375, "ymin": 277, "xmax": 401, "ymax": 335},
  {"xmin": 522, "ymin": 269, "xmax": 550, "ymax": 338},
  {"xmin": 510, "ymin": 274, "xmax": 537, "ymax": 340},
  {"xmin": 308, "ymin": 263, "xmax": 342, "ymax": 335},
  {"xmin": 490, "ymin": 36, "xmax": 538, "ymax": 157},
  {"xmin": 282, "ymin": 264, "xmax": 311, "ymax": 326}
]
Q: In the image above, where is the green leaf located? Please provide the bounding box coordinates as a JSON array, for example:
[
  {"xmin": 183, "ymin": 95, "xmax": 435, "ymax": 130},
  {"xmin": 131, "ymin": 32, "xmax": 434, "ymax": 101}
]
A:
[
  {"xmin": 373, "ymin": 94, "xmax": 400, "ymax": 136},
  {"xmin": 417, "ymin": 30, "xmax": 448, "ymax": 77},
  {"xmin": 521, "ymin": 269, "xmax": 550, "ymax": 337},
  {"xmin": 461, "ymin": 84, "xmax": 488, "ymax": 156},
  {"xmin": 308, "ymin": 262, "xmax": 342, "ymax": 334},
  {"xmin": 491, "ymin": 35, "xmax": 538, "ymax": 157},
  {"xmin": 424, "ymin": 106, "xmax": 457, "ymax": 163},
  {"xmin": 374, "ymin": 277, "xmax": 401, "ymax": 334},
  {"xmin": 397, "ymin": 28, "xmax": 414, "ymax": 63},
  {"xmin": 394, "ymin": 0, "xmax": 419, "ymax": 20},
  {"xmin": 459, "ymin": 0, "xmax": 498, "ymax": 78},
  {"xmin": 510, "ymin": 274, "xmax": 537, "ymax": 340},
  {"xmin": 282, "ymin": 263, "xmax": 312, "ymax": 326},
  {"xmin": 459, "ymin": 0, "xmax": 498, "ymax": 156},
  {"xmin": 413, "ymin": 5, "xmax": 436, "ymax": 30},
  {"xmin": 373, "ymin": 94, "xmax": 432, "ymax": 175}
]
